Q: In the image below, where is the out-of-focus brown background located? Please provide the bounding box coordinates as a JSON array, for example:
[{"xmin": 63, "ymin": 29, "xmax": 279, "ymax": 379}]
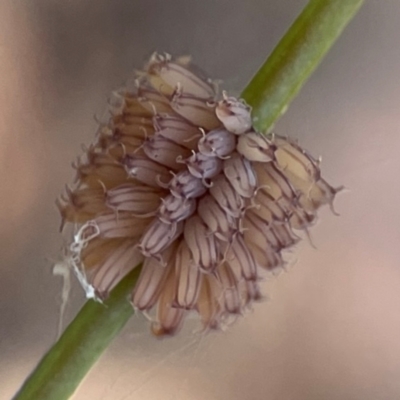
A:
[{"xmin": 1, "ymin": 1, "xmax": 400, "ymax": 399}]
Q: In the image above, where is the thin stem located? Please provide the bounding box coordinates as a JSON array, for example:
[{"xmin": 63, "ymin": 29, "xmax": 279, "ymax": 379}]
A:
[
  {"xmin": 13, "ymin": 1, "xmax": 363, "ymax": 399},
  {"xmin": 241, "ymin": 0, "xmax": 364, "ymax": 132},
  {"xmin": 13, "ymin": 267, "xmax": 141, "ymax": 400}
]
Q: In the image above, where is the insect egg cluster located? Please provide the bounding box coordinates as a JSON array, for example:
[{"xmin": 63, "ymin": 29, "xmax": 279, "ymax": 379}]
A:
[{"xmin": 58, "ymin": 53, "xmax": 341, "ymax": 336}]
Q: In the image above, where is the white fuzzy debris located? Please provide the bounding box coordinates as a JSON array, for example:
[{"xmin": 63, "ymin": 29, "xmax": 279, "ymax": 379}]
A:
[
  {"xmin": 70, "ymin": 256, "xmax": 97, "ymax": 300},
  {"xmin": 71, "ymin": 221, "xmax": 101, "ymax": 251},
  {"xmin": 53, "ymin": 259, "xmax": 72, "ymax": 338},
  {"xmin": 68, "ymin": 221, "xmax": 101, "ymax": 299}
]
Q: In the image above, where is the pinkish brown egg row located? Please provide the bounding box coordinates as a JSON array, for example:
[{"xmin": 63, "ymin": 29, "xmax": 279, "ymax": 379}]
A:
[{"xmin": 58, "ymin": 53, "xmax": 341, "ymax": 336}]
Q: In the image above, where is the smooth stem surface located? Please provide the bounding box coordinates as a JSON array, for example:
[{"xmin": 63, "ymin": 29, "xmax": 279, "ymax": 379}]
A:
[
  {"xmin": 13, "ymin": 1, "xmax": 363, "ymax": 399},
  {"xmin": 13, "ymin": 267, "xmax": 141, "ymax": 400},
  {"xmin": 241, "ymin": 0, "xmax": 364, "ymax": 132}
]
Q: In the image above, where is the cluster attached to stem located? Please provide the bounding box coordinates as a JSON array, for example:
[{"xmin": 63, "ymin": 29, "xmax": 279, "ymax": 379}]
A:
[{"xmin": 58, "ymin": 53, "xmax": 340, "ymax": 336}]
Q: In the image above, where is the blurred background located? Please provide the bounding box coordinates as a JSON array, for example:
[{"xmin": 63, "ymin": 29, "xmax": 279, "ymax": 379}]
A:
[{"xmin": 1, "ymin": 1, "xmax": 400, "ymax": 399}]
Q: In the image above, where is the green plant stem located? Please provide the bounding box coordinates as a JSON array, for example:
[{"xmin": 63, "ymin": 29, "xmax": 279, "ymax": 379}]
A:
[
  {"xmin": 13, "ymin": 1, "xmax": 363, "ymax": 399},
  {"xmin": 241, "ymin": 0, "xmax": 364, "ymax": 132},
  {"xmin": 13, "ymin": 267, "xmax": 141, "ymax": 400}
]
